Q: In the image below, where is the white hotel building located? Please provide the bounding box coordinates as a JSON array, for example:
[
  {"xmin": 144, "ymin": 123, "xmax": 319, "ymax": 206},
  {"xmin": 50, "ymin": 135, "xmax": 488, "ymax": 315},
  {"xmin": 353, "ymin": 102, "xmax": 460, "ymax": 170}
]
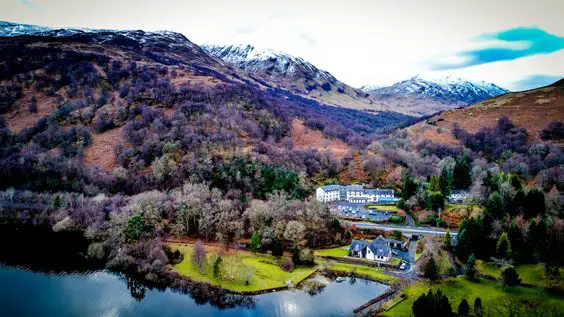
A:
[{"xmin": 316, "ymin": 184, "xmax": 396, "ymax": 203}]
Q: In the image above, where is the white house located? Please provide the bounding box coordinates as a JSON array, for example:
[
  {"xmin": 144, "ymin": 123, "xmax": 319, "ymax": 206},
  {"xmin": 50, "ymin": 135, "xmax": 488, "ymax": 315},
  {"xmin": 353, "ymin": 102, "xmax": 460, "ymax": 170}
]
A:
[
  {"xmin": 349, "ymin": 236, "xmax": 392, "ymax": 262},
  {"xmin": 448, "ymin": 190, "xmax": 470, "ymax": 204},
  {"xmin": 316, "ymin": 184, "xmax": 396, "ymax": 203}
]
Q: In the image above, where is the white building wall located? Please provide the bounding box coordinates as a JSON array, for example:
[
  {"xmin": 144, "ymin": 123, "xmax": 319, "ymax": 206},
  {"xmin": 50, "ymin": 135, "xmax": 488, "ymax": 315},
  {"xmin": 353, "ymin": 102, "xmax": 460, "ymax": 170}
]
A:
[{"xmin": 316, "ymin": 185, "xmax": 395, "ymax": 203}]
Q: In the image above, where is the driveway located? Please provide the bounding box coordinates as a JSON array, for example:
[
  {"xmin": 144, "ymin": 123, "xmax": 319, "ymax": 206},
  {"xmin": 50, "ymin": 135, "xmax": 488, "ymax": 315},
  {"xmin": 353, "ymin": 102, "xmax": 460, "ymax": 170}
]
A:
[
  {"xmin": 332, "ymin": 202, "xmax": 392, "ymax": 222},
  {"xmin": 346, "ymin": 222, "xmax": 458, "ymax": 237}
]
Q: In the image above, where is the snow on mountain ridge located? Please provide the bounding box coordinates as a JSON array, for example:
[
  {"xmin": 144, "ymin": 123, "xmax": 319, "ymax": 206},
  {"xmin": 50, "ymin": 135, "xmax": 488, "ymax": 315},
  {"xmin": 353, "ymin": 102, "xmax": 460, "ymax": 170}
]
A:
[
  {"xmin": 0, "ymin": 21, "xmax": 200, "ymax": 51},
  {"xmin": 202, "ymin": 44, "xmax": 336, "ymax": 83},
  {"xmin": 365, "ymin": 75, "xmax": 508, "ymax": 106}
]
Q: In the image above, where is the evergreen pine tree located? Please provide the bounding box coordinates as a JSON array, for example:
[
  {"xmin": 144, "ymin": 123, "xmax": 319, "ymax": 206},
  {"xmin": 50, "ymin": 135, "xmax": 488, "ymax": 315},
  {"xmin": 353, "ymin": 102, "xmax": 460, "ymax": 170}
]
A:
[
  {"xmin": 439, "ymin": 167, "xmax": 452, "ymax": 197},
  {"xmin": 474, "ymin": 297, "xmax": 483, "ymax": 317},
  {"xmin": 458, "ymin": 298, "xmax": 470, "ymax": 316},
  {"xmin": 444, "ymin": 229, "xmax": 452, "ymax": 249},
  {"xmin": 496, "ymin": 232, "xmax": 512, "ymax": 259},
  {"xmin": 213, "ymin": 256, "xmax": 222, "ymax": 280},
  {"xmin": 424, "ymin": 256, "xmax": 439, "ymax": 281},
  {"xmin": 453, "ymin": 156, "xmax": 472, "ymax": 190},
  {"xmin": 464, "ymin": 253, "xmax": 477, "ymax": 279}
]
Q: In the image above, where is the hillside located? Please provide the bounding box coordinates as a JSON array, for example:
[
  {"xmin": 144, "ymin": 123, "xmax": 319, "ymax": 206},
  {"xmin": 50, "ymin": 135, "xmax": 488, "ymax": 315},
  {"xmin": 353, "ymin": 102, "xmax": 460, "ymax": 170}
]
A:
[
  {"xmin": 0, "ymin": 22, "xmax": 414, "ymax": 194},
  {"xmin": 202, "ymin": 44, "xmax": 398, "ymax": 113},
  {"xmin": 403, "ymin": 79, "xmax": 564, "ymax": 145}
]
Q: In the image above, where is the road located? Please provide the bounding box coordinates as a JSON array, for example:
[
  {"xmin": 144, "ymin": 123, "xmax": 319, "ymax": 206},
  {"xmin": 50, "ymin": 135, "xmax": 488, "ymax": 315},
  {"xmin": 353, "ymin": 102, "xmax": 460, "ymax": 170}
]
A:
[{"xmin": 346, "ymin": 221, "xmax": 458, "ymax": 237}]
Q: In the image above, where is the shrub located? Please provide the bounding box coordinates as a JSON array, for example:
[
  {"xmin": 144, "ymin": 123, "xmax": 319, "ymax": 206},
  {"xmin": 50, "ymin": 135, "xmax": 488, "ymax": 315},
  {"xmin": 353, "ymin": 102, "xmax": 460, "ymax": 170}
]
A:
[
  {"xmin": 501, "ymin": 266, "xmax": 521, "ymax": 287},
  {"xmin": 464, "ymin": 253, "xmax": 477, "ymax": 279},
  {"xmin": 458, "ymin": 298, "xmax": 470, "ymax": 317},
  {"xmin": 298, "ymin": 248, "xmax": 315, "ymax": 266},
  {"xmin": 412, "ymin": 290, "xmax": 453, "ymax": 317},
  {"xmin": 213, "ymin": 256, "xmax": 223, "ymax": 280},
  {"xmin": 281, "ymin": 257, "xmax": 294, "ymax": 272},
  {"xmin": 423, "ymin": 256, "xmax": 439, "ymax": 280},
  {"xmin": 540, "ymin": 121, "xmax": 564, "ymax": 141},
  {"xmin": 28, "ymin": 95, "xmax": 38, "ymax": 113},
  {"xmin": 94, "ymin": 118, "xmax": 115, "ymax": 133},
  {"xmin": 390, "ymin": 216, "xmax": 404, "ymax": 224}
]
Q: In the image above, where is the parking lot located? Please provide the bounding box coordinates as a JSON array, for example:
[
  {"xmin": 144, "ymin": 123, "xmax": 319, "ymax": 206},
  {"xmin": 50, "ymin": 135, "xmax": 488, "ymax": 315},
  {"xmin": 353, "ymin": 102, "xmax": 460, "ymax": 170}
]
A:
[{"xmin": 331, "ymin": 202, "xmax": 393, "ymax": 222}]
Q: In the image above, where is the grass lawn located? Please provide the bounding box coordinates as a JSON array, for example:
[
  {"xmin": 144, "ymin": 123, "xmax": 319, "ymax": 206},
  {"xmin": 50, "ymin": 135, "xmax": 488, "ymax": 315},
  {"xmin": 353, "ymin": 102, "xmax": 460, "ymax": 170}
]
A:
[
  {"xmin": 414, "ymin": 241, "xmax": 423, "ymax": 262},
  {"xmin": 391, "ymin": 257, "xmax": 402, "ymax": 266},
  {"xmin": 315, "ymin": 245, "xmax": 349, "ymax": 257},
  {"xmin": 169, "ymin": 243, "xmax": 316, "ymax": 292},
  {"xmin": 382, "ymin": 277, "xmax": 564, "ymax": 317},
  {"xmin": 366, "ymin": 205, "xmax": 399, "ymax": 212},
  {"xmin": 321, "ymin": 260, "xmax": 397, "ymax": 283},
  {"xmin": 477, "ymin": 261, "xmax": 564, "ymax": 289}
]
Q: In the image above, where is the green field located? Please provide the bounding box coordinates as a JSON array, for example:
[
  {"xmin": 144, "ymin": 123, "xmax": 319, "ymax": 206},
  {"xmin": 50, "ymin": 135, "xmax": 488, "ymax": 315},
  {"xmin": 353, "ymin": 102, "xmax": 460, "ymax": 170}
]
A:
[
  {"xmin": 366, "ymin": 204, "xmax": 399, "ymax": 212},
  {"xmin": 315, "ymin": 245, "xmax": 402, "ymax": 268},
  {"xmin": 382, "ymin": 277, "xmax": 564, "ymax": 316},
  {"xmin": 169, "ymin": 243, "xmax": 317, "ymax": 292},
  {"xmin": 477, "ymin": 261, "xmax": 564, "ymax": 289},
  {"xmin": 321, "ymin": 260, "xmax": 397, "ymax": 283},
  {"xmin": 315, "ymin": 245, "xmax": 349, "ymax": 257}
]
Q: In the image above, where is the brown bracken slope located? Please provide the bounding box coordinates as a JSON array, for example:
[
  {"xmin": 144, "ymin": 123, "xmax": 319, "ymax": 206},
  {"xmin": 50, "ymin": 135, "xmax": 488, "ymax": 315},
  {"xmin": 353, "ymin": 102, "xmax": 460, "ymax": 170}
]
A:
[{"xmin": 403, "ymin": 79, "xmax": 564, "ymax": 145}]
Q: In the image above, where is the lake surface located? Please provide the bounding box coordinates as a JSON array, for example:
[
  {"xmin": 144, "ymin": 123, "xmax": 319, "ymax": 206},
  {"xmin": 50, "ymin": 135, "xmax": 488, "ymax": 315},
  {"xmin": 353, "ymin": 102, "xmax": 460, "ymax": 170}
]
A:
[
  {"xmin": 0, "ymin": 266, "xmax": 389, "ymax": 317},
  {"xmin": 0, "ymin": 224, "xmax": 390, "ymax": 317}
]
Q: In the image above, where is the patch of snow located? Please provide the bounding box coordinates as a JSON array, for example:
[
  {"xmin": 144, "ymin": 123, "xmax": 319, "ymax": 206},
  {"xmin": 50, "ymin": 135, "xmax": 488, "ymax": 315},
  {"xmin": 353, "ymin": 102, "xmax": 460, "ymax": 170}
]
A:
[
  {"xmin": 366, "ymin": 74, "xmax": 508, "ymax": 106},
  {"xmin": 202, "ymin": 44, "xmax": 337, "ymax": 83}
]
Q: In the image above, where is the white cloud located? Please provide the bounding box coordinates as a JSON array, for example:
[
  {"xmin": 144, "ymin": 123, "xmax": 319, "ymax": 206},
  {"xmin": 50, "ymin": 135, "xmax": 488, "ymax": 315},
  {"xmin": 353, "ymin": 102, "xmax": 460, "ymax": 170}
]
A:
[{"xmin": 1, "ymin": 0, "xmax": 563, "ymax": 88}]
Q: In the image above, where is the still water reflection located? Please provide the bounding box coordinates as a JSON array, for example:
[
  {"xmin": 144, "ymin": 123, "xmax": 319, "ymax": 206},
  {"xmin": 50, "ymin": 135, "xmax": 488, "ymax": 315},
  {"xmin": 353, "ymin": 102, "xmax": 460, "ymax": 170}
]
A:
[
  {"xmin": 0, "ymin": 224, "xmax": 389, "ymax": 316},
  {"xmin": 0, "ymin": 266, "xmax": 389, "ymax": 317}
]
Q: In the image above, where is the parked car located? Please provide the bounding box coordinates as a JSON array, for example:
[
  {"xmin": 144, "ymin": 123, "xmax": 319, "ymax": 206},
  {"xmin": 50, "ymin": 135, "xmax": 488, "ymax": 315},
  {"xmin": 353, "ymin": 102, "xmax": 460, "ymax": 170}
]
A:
[{"xmin": 400, "ymin": 262, "xmax": 407, "ymax": 270}]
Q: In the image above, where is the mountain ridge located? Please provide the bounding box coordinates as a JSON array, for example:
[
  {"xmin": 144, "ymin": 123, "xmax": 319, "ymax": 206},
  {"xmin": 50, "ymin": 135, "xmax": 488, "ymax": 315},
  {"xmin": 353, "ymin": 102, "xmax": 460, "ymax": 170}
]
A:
[{"xmin": 365, "ymin": 75, "xmax": 508, "ymax": 106}]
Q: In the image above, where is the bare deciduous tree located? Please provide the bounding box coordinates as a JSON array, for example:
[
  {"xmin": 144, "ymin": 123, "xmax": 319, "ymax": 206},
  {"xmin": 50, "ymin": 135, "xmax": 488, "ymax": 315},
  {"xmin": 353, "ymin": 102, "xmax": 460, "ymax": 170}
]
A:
[{"xmin": 191, "ymin": 240, "xmax": 207, "ymax": 274}]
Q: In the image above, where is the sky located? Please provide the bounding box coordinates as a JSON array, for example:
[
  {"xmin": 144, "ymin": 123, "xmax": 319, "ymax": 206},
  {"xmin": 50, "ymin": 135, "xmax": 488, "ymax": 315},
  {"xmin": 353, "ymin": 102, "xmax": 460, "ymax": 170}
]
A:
[{"xmin": 1, "ymin": 0, "xmax": 563, "ymax": 91}]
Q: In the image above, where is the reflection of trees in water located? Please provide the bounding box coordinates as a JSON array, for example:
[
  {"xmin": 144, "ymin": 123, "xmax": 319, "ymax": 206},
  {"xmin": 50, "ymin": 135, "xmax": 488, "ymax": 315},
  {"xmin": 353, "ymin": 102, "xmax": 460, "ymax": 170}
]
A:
[
  {"xmin": 301, "ymin": 279, "xmax": 327, "ymax": 297},
  {"xmin": 120, "ymin": 272, "xmax": 256, "ymax": 309},
  {"xmin": 349, "ymin": 276, "xmax": 357, "ymax": 285},
  {"xmin": 0, "ymin": 224, "xmax": 102, "ymax": 274},
  {"xmin": 124, "ymin": 275, "xmax": 147, "ymax": 301}
]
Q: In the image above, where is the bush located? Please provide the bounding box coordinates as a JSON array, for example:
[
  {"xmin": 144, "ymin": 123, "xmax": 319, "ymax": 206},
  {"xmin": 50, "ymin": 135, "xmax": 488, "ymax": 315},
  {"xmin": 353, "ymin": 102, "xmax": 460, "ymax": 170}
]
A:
[
  {"xmin": 464, "ymin": 253, "xmax": 477, "ymax": 279},
  {"xmin": 298, "ymin": 248, "xmax": 315, "ymax": 266},
  {"xmin": 412, "ymin": 289, "xmax": 453, "ymax": 317},
  {"xmin": 501, "ymin": 266, "xmax": 521, "ymax": 287},
  {"xmin": 423, "ymin": 256, "xmax": 439, "ymax": 280},
  {"xmin": 28, "ymin": 95, "xmax": 37, "ymax": 113},
  {"xmin": 281, "ymin": 257, "xmax": 294, "ymax": 272},
  {"xmin": 94, "ymin": 118, "xmax": 115, "ymax": 133},
  {"xmin": 390, "ymin": 216, "xmax": 405, "ymax": 224},
  {"xmin": 540, "ymin": 121, "xmax": 564, "ymax": 141},
  {"xmin": 458, "ymin": 298, "xmax": 470, "ymax": 317}
]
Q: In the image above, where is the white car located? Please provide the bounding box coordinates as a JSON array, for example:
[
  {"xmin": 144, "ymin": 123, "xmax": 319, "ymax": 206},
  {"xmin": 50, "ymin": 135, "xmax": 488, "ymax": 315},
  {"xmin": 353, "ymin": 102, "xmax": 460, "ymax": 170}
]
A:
[{"xmin": 400, "ymin": 262, "xmax": 407, "ymax": 270}]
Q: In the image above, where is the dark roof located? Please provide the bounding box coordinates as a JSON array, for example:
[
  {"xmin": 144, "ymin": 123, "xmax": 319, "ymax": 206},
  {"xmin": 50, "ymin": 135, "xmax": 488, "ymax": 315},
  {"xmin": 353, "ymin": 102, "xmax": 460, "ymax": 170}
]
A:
[
  {"xmin": 363, "ymin": 189, "xmax": 394, "ymax": 195},
  {"xmin": 450, "ymin": 190, "xmax": 469, "ymax": 195},
  {"xmin": 320, "ymin": 185, "xmax": 341, "ymax": 191},
  {"xmin": 387, "ymin": 238, "xmax": 406, "ymax": 245},
  {"xmin": 349, "ymin": 239, "xmax": 369, "ymax": 253},
  {"xmin": 368, "ymin": 236, "xmax": 391, "ymax": 257}
]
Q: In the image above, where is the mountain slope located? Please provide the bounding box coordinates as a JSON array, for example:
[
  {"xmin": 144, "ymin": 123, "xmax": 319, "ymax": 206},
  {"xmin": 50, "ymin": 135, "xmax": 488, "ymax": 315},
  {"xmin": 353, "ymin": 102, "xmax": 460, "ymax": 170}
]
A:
[
  {"xmin": 0, "ymin": 21, "xmax": 220, "ymax": 67},
  {"xmin": 0, "ymin": 21, "xmax": 415, "ymax": 192},
  {"xmin": 402, "ymin": 78, "xmax": 564, "ymax": 145},
  {"xmin": 202, "ymin": 44, "xmax": 390, "ymax": 112},
  {"xmin": 363, "ymin": 75, "xmax": 508, "ymax": 116}
]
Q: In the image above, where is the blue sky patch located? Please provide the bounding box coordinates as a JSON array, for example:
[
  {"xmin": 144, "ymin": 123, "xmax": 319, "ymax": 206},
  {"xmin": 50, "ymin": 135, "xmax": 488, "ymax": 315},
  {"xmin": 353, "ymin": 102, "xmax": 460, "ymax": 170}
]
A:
[
  {"xmin": 509, "ymin": 74, "xmax": 563, "ymax": 91},
  {"xmin": 433, "ymin": 27, "xmax": 564, "ymax": 70}
]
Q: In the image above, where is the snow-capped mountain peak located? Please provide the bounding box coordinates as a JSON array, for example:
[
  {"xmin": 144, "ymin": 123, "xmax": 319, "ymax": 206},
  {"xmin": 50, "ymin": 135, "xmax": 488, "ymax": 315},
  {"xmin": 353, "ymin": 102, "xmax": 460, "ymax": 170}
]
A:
[
  {"xmin": 202, "ymin": 44, "xmax": 336, "ymax": 83},
  {"xmin": 360, "ymin": 84, "xmax": 385, "ymax": 92},
  {"xmin": 0, "ymin": 21, "xmax": 200, "ymax": 51},
  {"xmin": 364, "ymin": 75, "xmax": 508, "ymax": 106}
]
